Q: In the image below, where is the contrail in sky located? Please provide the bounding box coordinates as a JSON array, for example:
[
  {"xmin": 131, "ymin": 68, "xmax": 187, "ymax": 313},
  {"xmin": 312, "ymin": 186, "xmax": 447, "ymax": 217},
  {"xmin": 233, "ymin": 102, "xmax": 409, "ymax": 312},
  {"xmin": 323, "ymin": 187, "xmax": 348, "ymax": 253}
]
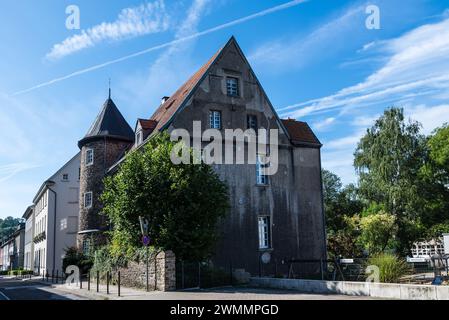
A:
[{"xmin": 13, "ymin": 0, "xmax": 308, "ymax": 96}]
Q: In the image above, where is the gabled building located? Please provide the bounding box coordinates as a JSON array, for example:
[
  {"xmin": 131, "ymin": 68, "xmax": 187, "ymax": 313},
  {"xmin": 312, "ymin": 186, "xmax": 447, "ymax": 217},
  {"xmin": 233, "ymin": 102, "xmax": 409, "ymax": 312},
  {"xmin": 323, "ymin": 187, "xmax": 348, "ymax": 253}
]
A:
[
  {"xmin": 0, "ymin": 223, "xmax": 25, "ymax": 271},
  {"xmin": 31, "ymin": 153, "xmax": 81, "ymax": 275},
  {"xmin": 77, "ymin": 37, "xmax": 326, "ymax": 276},
  {"xmin": 23, "ymin": 205, "xmax": 35, "ymax": 271}
]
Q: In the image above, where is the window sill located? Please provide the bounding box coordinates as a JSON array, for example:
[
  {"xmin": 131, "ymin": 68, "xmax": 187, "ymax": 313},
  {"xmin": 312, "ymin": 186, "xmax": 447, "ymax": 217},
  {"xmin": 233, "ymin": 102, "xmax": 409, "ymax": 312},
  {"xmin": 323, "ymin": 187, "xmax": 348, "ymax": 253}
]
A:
[{"xmin": 256, "ymin": 184, "xmax": 270, "ymax": 188}]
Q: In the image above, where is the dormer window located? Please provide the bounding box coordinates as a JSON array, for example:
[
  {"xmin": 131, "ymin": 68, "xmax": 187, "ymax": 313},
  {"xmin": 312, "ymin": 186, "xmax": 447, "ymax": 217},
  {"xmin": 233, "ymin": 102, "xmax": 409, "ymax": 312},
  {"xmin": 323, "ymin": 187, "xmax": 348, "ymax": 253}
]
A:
[
  {"xmin": 136, "ymin": 130, "xmax": 143, "ymax": 146},
  {"xmin": 226, "ymin": 77, "xmax": 239, "ymax": 97},
  {"xmin": 85, "ymin": 149, "xmax": 94, "ymax": 166}
]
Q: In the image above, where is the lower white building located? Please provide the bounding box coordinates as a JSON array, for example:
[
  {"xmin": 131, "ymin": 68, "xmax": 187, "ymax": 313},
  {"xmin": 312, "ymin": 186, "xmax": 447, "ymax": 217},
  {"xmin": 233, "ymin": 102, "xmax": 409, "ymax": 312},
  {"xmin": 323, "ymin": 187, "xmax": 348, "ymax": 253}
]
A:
[
  {"xmin": 30, "ymin": 153, "xmax": 80, "ymax": 276},
  {"xmin": 23, "ymin": 206, "xmax": 35, "ymax": 271}
]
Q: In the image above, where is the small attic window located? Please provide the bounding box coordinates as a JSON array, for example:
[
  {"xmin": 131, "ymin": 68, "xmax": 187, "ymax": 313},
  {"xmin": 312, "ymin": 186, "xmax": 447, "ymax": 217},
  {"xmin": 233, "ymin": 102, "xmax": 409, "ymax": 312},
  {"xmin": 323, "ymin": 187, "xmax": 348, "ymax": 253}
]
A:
[
  {"xmin": 136, "ymin": 130, "xmax": 143, "ymax": 145},
  {"xmin": 226, "ymin": 77, "xmax": 239, "ymax": 97}
]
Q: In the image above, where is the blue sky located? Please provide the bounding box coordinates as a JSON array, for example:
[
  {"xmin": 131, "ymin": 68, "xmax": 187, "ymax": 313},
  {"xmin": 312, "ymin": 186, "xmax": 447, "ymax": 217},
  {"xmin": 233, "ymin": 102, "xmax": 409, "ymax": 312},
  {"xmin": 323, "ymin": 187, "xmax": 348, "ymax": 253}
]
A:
[{"xmin": 1, "ymin": 0, "xmax": 449, "ymax": 219}]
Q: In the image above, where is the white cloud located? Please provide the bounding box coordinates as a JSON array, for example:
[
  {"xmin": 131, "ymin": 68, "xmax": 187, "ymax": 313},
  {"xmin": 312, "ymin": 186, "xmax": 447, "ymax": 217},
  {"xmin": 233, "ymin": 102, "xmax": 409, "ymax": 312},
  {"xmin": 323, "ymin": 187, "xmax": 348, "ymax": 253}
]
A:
[
  {"xmin": 46, "ymin": 0, "xmax": 170, "ymax": 60},
  {"xmin": 119, "ymin": 0, "xmax": 212, "ymax": 111},
  {"xmin": 15, "ymin": 0, "xmax": 308, "ymax": 96},
  {"xmin": 0, "ymin": 163, "xmax": 40, "ymax": 183},
  {"xmin": 248, "ymin": 4, "xmax": 364, "ymax": 71},
  {"xmin": 280, "ymin": 16, "xmax": 449, "ymax": 118},
  {"xmin": 312, "ymin": 117, "xmax": 336, "ymax": 131},
  {"xmin": 405, "ymin": 104, "xmax": 449, "ymax": 135}
]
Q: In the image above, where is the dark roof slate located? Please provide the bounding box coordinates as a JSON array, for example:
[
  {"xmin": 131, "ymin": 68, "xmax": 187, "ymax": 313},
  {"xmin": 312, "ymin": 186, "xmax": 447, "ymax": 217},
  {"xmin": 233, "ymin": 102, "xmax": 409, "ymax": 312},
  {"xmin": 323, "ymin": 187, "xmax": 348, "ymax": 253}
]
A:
[{"xmin": 79, "ymin": 98, "xmax": 134, "ymax": 148}]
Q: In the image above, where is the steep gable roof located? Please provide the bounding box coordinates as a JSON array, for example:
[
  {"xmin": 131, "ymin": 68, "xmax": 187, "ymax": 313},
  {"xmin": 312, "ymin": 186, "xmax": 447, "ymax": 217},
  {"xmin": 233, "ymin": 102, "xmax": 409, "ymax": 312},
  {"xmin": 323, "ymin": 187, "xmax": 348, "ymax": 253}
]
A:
[
  {"xmin": 148, "ymin": 47, "xmax": 223, "ymax": 132},
  {"xmin": 281, "ymin": 119, "xmax": 322, "ymax": 147},
  {"xmin": 79, "ymin": 97, "xmax": 134, "ymax": 148}
]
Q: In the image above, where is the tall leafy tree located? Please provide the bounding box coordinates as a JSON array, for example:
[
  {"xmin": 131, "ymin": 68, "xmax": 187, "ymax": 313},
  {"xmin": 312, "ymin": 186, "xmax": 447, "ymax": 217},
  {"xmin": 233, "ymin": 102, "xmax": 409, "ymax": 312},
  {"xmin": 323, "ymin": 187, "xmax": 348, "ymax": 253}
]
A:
[
  {"xmin": 354, "ymin": 107, "xmax": 426, "ymax": 255},
  {"xmin": 419, "ymin": 123, "xmax": 449, "ymax": 237},
  {"xmin": 322, "ymin": 169, "xmax": 363, "ymax": 257},
  {"xmin": 101, "ymin": 133, "xmax": 229, "ymax": 262},
  {"xmin": 0, "ymin": 217, "xmax": 22, "ymax": 241}
]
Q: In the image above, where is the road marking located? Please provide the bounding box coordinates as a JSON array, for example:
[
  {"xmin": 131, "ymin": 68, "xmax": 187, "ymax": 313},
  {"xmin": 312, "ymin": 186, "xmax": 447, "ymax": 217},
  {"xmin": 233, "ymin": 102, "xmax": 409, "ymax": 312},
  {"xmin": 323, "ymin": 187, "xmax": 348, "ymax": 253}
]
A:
[
  {"xmin": 3, "ymin": 285, "xmax": 44, "ymax": 290},
  {"xmin": 0, "ymin": 290, "xmax": 10, "ymax": 300}
]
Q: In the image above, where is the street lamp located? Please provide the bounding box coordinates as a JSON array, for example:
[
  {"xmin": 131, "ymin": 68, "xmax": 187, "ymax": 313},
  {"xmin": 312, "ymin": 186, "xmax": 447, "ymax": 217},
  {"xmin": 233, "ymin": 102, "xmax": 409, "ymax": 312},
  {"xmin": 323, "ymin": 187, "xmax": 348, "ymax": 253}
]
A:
[{"xmin": 139, "ymin": 216, "xmax": 150, "ymax": 291}]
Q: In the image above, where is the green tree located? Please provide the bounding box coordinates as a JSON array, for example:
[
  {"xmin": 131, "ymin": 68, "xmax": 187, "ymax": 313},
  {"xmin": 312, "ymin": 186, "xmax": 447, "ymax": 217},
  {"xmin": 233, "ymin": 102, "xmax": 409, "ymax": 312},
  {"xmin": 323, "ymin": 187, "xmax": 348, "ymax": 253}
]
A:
[
  {"xmin": 359, "ymin": 212, "xmax": 397, "ymax": 255},
  {"xmin": 354, "ymin": 107, "xmax": 426, "ymax": 255},
  {"xmin": 322, "ymin": 169, "xmax": 363, "ymax": 235},
  {"xmin": 322, "ymin": 169, "xmax": 364, "ymax": 257},
  {"xmin": 419, "ymin": 124, "xmax": 449, "ymax": 235},
  {"xmin": 0, "ymin": 217, "xmax": 22, "ymax": 240},
  {"xmin": 101, "ymin": 133, "xmax": 229, "ymax": 262}
]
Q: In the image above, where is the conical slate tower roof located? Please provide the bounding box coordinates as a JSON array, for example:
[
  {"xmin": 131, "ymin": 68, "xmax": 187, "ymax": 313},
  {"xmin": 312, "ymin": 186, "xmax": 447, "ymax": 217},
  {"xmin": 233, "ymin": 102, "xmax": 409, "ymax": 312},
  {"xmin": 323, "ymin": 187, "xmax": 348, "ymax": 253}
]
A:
[{"xmin": 78, "ymin": 97, "xmax": 134, "ymax": 148}]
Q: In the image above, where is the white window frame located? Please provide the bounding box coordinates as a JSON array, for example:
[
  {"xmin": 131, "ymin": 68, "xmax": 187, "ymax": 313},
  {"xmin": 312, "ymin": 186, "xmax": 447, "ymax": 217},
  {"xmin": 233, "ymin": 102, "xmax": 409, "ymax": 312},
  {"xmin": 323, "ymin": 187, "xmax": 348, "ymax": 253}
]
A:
[
  {"xmin": 85, "ymin": 149, "xmax": 94, "ymax": 166},
  {"xmin": 226, "ymin": 77, "xmax": 239, "ymax": 97},
  {"xmin": 209, "ymin": 110, "xmax": 221, "ymax": 129},
  {"xmin": 84, "ymin": 192, "xmax": 93, "ymax": 209},
  {"xmin": 256, "ymin": 154, "xmax": 269, "ymax": 185},
  {"xmin": 258, "ymin": 216, "xmax": 271, "ymax": 249}
]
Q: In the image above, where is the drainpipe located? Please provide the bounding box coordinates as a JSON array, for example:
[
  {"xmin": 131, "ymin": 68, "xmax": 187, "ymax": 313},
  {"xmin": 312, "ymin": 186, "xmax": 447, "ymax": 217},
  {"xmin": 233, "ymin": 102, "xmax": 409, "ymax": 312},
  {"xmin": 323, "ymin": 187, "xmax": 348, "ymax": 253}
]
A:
[{"xmin": 46, "ymin": 181, "xmax": 57, "ymax": 273}]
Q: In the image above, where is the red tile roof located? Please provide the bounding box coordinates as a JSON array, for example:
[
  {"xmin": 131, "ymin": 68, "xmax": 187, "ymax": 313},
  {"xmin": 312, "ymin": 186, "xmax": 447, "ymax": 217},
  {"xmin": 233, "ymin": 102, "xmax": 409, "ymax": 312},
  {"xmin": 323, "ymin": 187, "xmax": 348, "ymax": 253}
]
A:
[
  {"xmin": 137, "ymin": 119, "xmax": 157, "ymax": 131},
  {"xmin": 148, "ymin": 47, "xmax": 223, "ymax": 132},
  {"xmin": 281, "ymin": 119, "xmax": 321, "ymax": 146}
]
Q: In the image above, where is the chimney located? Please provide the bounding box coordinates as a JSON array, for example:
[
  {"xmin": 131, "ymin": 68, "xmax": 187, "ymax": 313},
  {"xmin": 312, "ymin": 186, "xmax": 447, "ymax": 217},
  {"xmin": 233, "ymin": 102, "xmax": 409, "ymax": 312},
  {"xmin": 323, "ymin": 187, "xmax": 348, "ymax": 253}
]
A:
[{"xmin": 161, "ymin": 96, "xmax": 170, "ymax": 104}]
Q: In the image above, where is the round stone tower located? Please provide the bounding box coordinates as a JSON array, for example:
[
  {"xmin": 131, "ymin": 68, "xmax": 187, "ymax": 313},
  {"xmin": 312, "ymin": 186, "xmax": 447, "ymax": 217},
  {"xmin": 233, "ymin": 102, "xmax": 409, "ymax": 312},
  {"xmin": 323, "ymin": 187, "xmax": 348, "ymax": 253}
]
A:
[{"xmin": 77, "ymin": 95, "xmax": 134, "ymax": 251}]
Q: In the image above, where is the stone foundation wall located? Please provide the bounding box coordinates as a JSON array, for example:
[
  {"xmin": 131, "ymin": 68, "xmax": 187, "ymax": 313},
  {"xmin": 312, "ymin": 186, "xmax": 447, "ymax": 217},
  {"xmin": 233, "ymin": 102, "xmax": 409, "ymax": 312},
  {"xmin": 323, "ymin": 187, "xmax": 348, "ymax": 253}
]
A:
[{"xmin": 118, "ymin": 250, "xmax": 176, "ymax": 291}]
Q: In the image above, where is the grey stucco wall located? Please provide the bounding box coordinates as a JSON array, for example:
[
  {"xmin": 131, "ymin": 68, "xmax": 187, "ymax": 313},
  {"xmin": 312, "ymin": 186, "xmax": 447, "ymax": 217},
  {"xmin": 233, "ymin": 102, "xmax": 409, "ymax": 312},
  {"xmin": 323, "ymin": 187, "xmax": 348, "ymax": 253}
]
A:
[{"xmin": 167, "ymin": 41, "xmax": 326, "ymax": 275}]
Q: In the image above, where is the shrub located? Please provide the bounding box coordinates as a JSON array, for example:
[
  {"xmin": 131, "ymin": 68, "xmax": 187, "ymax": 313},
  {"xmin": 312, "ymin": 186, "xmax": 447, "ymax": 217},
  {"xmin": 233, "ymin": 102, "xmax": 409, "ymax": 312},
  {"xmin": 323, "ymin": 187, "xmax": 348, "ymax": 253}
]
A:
[
  {"xmin": 367, "ymin": 253, "xmax": 409, "ymax": 283},
  {"xmin": 62, "ymin": 247, "xmax": 93, "ymax": 275}
]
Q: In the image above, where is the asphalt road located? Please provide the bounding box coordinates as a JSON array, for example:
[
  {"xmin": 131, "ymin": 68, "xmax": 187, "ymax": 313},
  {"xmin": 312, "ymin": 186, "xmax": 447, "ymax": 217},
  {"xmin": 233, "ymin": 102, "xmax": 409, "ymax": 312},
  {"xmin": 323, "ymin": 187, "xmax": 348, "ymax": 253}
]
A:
[
  {"xmin": 0, "ymin": 277, "xmax": 81, "ymax": 300},
  {"xmin": 0, "ymin": 277, "xmax": 375, "ymax": 300}
]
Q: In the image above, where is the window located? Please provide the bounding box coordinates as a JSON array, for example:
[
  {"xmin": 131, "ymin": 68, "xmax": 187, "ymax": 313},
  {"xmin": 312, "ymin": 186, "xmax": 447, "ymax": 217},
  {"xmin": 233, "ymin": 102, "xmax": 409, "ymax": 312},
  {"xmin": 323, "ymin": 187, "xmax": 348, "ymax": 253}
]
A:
[
  {"xmin": 84, "ymin": 192, "xmax": 93, "ymax": 209},
  {"xmin": 209, "ymin": 111, "xmax": 221, "ymax": 129},
  {"xmin": 82, "ymin": 239, "xmax": 91, "ymax": 256},
  {"xmin": 226, "ymin": 77, "xmax": 239, "ymax": 96},
  {"xmin": 256, "ymin": 154, "xmax": 269, "ymax": 185},
  {"xmin": 62, "ymin": 174, "xmax": 69, "ymax": 181},
  {"xmin": 85, "ymin": 149, "xmax": 94, "ymax": 166},
  {"xmin": 258, "ymin": 216, "xmax": 271, "ymax": 249},
  {"xmin": 247, "ymin": 115, "xmax": 258, "ymax": 131},
  {"xmin": 60, "ymin": 218, "xmax": 67, "ymax": 231},
  {"xmin": 136, "ymin": 131, "xmax": 143, "ymax": 145},
  {"xmin": 78, "ymin": 168, "xmax": 81, "ymax": 180}
]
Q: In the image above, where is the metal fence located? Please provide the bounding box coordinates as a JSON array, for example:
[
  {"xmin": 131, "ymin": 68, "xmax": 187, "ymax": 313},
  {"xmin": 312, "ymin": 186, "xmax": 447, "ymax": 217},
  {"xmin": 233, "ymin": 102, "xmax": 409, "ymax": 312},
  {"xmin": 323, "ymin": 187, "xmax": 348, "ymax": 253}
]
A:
[
  {"xmin": 176, "ymin": 261, "xmax": 234, "ymax": 290},
  {"xmin": 285, "ymin": 256, "xmax": 449, "ymax": 284}
]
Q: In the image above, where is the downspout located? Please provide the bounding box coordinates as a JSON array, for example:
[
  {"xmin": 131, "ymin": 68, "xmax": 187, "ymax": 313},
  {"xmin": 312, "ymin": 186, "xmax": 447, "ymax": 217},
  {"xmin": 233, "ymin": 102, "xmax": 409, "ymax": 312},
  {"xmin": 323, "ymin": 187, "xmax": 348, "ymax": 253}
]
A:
[
  {"xmin": 46, "ymin": 183, "xmax": 57, "ymax": 272},
  {"xmin": 318, "ymin": 148, "xmax": 328, "ymax": 260}
]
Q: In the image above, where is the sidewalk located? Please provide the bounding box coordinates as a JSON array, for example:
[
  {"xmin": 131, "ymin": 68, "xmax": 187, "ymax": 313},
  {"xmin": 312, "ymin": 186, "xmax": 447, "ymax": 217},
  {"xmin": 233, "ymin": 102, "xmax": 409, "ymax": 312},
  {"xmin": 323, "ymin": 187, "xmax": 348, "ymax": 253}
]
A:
[{"xmin": 25, "ymin": 276, "xmax": 161, "ymax": 300}]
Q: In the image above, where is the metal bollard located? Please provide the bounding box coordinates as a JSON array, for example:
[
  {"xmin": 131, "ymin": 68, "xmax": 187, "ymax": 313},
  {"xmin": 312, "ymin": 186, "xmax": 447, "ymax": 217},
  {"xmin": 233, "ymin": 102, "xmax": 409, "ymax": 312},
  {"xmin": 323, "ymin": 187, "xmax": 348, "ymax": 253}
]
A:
[
  {"xmin": 106, "ymin": 271, "xmax": 110, "ymax": 294},
  {"xmin": 80, "ymin": 273, "xmax": 83, "ymax": 289},
  {"xmin": 118, "ymin": 271, "xmax": 121, "ymax": 297},
  {"xmin": 56, "ymin": 270, "xmax": 59, "ymax": 284},
  {"xmin": 88, "ymin": 272, "xmax": 90, "ymax": 291},
  {"xmin": 52, "ymin": 270, "xmax": 54, "ymax": 283},
  {"xmin": 96, "ymin": 271, "xmax": 99, "ymax": 292}
]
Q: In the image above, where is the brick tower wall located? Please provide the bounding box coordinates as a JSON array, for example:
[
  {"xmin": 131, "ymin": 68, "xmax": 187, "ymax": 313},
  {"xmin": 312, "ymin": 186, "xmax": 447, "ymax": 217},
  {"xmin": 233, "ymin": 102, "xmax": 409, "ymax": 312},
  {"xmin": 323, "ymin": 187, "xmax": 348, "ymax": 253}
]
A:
[{"xmin": 77, "ymin": 138, "xmax": 131, "ymax": 248}]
